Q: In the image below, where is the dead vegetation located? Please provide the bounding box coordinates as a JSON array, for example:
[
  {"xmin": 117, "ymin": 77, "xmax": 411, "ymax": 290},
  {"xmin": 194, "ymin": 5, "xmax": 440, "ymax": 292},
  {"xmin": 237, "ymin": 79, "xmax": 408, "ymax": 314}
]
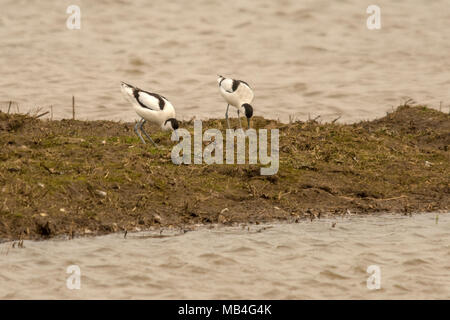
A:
[{"xmin": 0, "ymin": 105, "xmax": 448, "ymax": 240}]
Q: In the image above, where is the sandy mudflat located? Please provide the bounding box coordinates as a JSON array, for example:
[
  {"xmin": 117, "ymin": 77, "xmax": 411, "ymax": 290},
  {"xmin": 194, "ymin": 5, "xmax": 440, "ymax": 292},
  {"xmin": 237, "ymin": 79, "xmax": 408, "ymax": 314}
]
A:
[
  {"xmin": 0, "ymin": 105, "xmax": 448, "ymax": 240},
  {"xmin": 1, "ymin": 0, "xmax": 450, "ymax": 122}
]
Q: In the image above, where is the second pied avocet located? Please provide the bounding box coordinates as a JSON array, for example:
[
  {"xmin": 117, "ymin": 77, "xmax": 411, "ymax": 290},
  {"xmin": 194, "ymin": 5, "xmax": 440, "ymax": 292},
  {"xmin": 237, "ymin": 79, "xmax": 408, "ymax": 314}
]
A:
[
  {"xmin": 217, "ymin": 75, "xmax": 254, "ymax": 129},
  {"xmin": 121, "ymin": 82, "xmax": 179, "ymax": 146}
]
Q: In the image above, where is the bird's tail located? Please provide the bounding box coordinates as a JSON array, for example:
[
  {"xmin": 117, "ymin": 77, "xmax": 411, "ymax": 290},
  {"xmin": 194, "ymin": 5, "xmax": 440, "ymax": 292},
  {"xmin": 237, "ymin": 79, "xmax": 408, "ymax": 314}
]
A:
[
  {"xmin": 120, "ymin": 81, "xmax": 137, "ymax": 104},
  {"xmin": 121, "ymin": 81, "xmax": 135, "ymax": 89},
  {"xmin": 121, "ymin": 81, "xmax": 135, "ymax": 96}
]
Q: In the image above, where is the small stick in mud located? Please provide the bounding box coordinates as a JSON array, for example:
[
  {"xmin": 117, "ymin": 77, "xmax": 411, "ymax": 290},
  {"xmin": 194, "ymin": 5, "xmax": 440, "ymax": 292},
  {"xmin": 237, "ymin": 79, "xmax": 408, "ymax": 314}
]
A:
[
  {"xmin": 7, "ymin": 101, "xmax": 12, "ymax": 114},
  {"xmin": 124, "ymin": 230, "xmax": 127, "ymax": 239},
  {"xmin": 72, "ymin": 96, "xmax": 75, "ymax": 120},
  {"xmin": 331, "ymin": 115, "xmax": 341, "ymax": 124},
  {"xmin": 289, "ymin": 114, "xmax": 296, "ymax": 124},
  {"xmin": 35, "ymin": 111, "xmax": 49, "ymax": 119}
]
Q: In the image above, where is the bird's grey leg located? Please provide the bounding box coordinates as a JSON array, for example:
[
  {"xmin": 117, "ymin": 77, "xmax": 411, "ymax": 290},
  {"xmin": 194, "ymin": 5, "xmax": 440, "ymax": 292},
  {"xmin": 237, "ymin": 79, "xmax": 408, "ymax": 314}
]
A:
[
  {"xmin": 225, "ymin": 104, "xmax": 231, "ymax": 130},
  {"xmin": 237, "ymin": 108, "xmax": 243, "ymax": 130},
  {"xmin": 139, "ymin": 119, "xmax": 158, "ymax": 147},
  {"xmin": 134, "ymin": 119, "xmax": 146, "ymax": 144}
]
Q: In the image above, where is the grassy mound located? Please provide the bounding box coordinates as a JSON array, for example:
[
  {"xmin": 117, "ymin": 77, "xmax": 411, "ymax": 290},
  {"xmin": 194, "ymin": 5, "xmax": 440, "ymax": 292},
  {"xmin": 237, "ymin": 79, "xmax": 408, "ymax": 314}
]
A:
[{"xmin": 0, "ymin": 105, "xmax": 448, "ymax": 240}]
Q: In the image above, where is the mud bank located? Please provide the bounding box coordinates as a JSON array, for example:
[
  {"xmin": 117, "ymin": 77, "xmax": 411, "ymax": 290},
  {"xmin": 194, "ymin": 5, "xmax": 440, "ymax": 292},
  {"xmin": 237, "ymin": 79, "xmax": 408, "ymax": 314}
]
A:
[{"xmin": 0, "ymin": 105, "xmax": 448, "ymax": 240}]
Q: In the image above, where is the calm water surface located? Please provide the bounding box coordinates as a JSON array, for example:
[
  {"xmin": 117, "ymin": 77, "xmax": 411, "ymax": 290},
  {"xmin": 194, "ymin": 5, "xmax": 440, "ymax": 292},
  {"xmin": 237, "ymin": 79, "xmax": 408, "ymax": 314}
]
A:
[{"xmin": 1, "ymin": 0, "xmax": 449, "ymax": 122}]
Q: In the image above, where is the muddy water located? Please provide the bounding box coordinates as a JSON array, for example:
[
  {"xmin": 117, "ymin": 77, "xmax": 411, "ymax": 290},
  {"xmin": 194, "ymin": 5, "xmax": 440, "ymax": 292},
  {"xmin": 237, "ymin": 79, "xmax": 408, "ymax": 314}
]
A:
[
  {"xmin": 1, "ymin": 0, "xmax": 450, "ymax": 123},
  {"xmin": 0, "ymin": 213, "xmax": 449, "ymax": 299}
]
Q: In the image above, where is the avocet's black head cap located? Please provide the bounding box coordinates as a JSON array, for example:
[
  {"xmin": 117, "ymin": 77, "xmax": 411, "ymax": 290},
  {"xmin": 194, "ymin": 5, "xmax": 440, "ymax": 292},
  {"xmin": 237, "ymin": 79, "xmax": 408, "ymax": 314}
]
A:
[
  {"xmin": 165, "ymin": 118, "xmax": 179, "ymax": 131},
  {"xmin": 242, "ymin": 103, "xmax": 253, "ymax": 128},
  {"xmin": 242, "ymin": 103, "xmax": 253, "ymax": 118}
]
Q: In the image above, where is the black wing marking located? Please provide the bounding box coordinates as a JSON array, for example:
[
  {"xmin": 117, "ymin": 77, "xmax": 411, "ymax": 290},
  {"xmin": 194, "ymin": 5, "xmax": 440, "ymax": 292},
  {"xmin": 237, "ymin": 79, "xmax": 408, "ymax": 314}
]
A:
[
  {"xmin": 237, "ymin": 79, "xmax": 251, "ymax": 88},
  {"xmin": 133, "ymin": 88, "xmax": 166, "ymax": 110},
  {"xmin": 231, "ymin": 80, "xmax": 239, "ymax": 92},
  {"xmin": 232, "ymin": 79, "xmax": 251, "ymax": 92}
]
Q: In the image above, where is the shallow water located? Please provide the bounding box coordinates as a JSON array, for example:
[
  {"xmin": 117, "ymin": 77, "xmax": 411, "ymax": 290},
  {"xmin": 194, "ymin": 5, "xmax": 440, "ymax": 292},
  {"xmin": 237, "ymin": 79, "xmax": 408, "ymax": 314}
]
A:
[
  {"xmin": 0, "ymin": 212, "xmax": 449, "ymax": 299},
  {"xmin": 1, "ymin": 0, "xmax": 449, "ymax": 123}
]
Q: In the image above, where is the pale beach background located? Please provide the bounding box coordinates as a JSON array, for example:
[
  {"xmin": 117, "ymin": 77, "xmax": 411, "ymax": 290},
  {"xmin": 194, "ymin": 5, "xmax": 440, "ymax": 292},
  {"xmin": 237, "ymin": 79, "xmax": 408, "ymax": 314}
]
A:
[{"xmin": 0, "ymin": 0, "xmax": 449, "ymax": 122}]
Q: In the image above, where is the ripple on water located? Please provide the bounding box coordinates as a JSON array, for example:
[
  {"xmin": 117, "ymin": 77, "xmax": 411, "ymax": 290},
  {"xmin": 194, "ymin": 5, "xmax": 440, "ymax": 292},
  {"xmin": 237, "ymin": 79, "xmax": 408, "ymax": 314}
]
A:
[
  {"xmin": 402, "ymin": 258, "xmax": 431, "ymax": 266},
  {"xmin": 211, "ymin": 256, "xmax": 239, "ymax": 266},
  {"xmin": 157, "ymin": 260, "xmax": 187, "ymax": 269},
  {"xmin": 226, "ymin": 246, "xmax": 254, "ymax": 253},
  {"xmin": 0, "ymin": 213, "xmax": 449, "ymax": 299},
  {"xmin": 319, "ymin": 270, "xmax": 350, "ymax": 280}
]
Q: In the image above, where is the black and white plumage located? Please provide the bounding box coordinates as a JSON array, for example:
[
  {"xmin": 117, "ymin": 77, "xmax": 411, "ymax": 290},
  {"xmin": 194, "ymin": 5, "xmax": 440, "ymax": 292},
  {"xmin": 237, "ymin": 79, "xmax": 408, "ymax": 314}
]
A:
[
  {"xmin": 217, "ymin": 75, "xmax": 254, "ymax": 129},
  {"xmin": 121, "ymin": 82, "xmax": 179, "ymax": 145}
]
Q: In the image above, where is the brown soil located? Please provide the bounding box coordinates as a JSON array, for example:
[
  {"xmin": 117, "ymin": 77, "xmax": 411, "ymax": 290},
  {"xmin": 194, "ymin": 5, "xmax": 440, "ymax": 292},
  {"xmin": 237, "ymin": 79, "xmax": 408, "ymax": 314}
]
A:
[{"xmin": 0, "ymin": 105, "xmax": 449, "ymax": 241}]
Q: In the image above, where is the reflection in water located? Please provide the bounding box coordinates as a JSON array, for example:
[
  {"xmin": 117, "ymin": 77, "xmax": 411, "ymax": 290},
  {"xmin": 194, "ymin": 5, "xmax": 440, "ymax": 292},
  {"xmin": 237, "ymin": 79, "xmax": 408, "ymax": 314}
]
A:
[{"xmin": 0, "ymin": 213, "xmax": 449, "ymax": 299}]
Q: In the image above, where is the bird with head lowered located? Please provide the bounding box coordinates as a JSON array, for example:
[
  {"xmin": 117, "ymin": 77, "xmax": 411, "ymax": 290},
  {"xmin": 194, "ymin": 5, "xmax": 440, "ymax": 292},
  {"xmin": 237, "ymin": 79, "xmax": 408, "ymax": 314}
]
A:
[
  {"xmin": 217, "ymin": 75, "xmax": 254, "ymax": 130},
  {"xmin": 121, "ymin": 82, "xmax": 179, "ymax": 146}
]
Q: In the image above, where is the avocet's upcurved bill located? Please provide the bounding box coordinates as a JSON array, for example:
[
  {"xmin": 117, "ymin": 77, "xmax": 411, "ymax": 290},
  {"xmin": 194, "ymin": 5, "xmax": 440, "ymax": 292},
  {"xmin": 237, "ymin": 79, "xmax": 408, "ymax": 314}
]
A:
[
  {"xmin": 217, "ymin": 75, "xmax": 254, "ymax": 129},
  {"xmin": 121, "ymin": 82, "xmax": 179, "ymax": 145}
]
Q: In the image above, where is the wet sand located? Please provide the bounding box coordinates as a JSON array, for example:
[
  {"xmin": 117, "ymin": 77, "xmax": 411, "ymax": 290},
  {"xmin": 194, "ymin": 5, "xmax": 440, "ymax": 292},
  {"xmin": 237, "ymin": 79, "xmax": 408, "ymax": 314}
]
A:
[{"xmin": 1, "ymin": 0, "xmax": 450, "ymax": 123}]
